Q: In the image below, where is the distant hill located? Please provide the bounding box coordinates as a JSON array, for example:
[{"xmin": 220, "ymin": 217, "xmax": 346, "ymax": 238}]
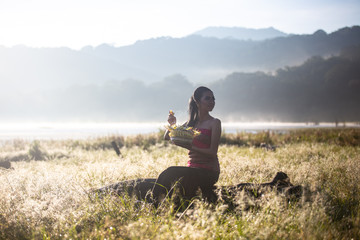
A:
[
  {"xmin": 1, "ymin": 26, "xmax": 359, "ymax": 93},
  {"xmin": 190, "ymin": 26, "xmax": 288, "ymax": 41},
  {"xmin": 1, "ymin": 45, "xmax": 359, "ymax": 122},
  {"xmin": 208, "ymin": 45, "xmax": 360, "ymax": 122},
  {"xmin": 85, "ymin": 26, "xmax": 360, "ymax": 82}
]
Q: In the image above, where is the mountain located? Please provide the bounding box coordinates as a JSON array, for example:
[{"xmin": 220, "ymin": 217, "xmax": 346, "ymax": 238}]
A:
[
  {"xmin": 1, "ymin": 47, "xmax": 359, "ymax": 122},
  {"xmin": 84, "ymin": 26, "xmax": 360, "ymax": 82},
  {"xmin": 1, "ymin": 26, "xmax": 360, "ymax": 94},
  {"xmin": 0, "ymin": 45, "xmax": 161, "ymax": 93},
  {"xmin": 190, "ymin": 26, "xmax": 288, "ymax": 41},
  {"xmin": 208, "ymin": 47, "xmax": 360, "ymax": 122}
]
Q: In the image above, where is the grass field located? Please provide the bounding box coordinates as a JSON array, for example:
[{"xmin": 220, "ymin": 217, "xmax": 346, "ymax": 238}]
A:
[{"xmin": 0, "ymin": 128, "xmax": 359, "ymax": 239}]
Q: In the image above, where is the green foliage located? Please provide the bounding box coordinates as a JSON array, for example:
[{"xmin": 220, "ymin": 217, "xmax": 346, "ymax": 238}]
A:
[
  {"xmin": 123, "ymin": 131, "xmax": 166, "ymax": 150},
  {"xmin": 221, "ymin": 128, "xmax": 360, "ymax": 147},
  {"xmin": 65, "ymin": 131, "xmax": 166, "ymax": 152},
  {"xmin": 280, "ymin": 128, "xmax": 360, "ymax": 146},
  {"xmin": 221, "ymin": 130, "xmax": 274, "ymax": 147},
  {"xmin": 67, "ymin": 135, "xmax": 126, "ymax": 151},
  {"xmin": 28, "ymin": 140, "xmax": 48, "ymax": 160}
]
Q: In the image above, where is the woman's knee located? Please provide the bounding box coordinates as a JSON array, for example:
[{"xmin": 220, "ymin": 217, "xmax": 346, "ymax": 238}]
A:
[{"xmin": 158, "ymin": 166, "xmax": 185, "ymax": 180}]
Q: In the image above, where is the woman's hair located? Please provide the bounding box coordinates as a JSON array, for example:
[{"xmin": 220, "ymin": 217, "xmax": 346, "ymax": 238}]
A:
[{"xmin": 187, "ymin": 86, "xmax": 213, "ymax": 127}]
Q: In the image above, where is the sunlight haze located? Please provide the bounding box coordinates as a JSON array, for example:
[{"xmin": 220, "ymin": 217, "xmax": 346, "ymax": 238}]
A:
[
  {"xmin": 0, "ymin": 0, "xmax": 359, "ymax": 49},
  {"xmin": 0, "ymin": 0, "xmax": 359, "ymax": 125}
]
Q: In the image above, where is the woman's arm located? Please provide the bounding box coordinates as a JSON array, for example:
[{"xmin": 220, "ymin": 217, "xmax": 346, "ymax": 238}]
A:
[
  {"xmin": 190, "ymin": 119, "xmax": 222, "ymax": 157},
  {"xmin": 164, "ymin": 129, "xmax": 171, "ymax": 140}
]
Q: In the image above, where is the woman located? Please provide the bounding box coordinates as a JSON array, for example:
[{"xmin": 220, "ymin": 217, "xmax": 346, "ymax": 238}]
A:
[{"xmin": 152, "ymin": 86, "xmax": 221, "ymax": 205}]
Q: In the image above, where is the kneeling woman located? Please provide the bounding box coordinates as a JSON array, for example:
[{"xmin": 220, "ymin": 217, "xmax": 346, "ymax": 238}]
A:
[{"xmin": 152, "ymin": 86, "xmax": 221, "ymax": 205}]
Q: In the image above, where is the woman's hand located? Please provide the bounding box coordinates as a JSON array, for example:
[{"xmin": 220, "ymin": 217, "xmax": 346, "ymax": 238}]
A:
[
  {"xmin": 168, "ymin": 112, "xmax": 176, "ymax": 125},
  {"xmin": 164, "ymin": 110, "xmax": 176, "ymax": 140}
]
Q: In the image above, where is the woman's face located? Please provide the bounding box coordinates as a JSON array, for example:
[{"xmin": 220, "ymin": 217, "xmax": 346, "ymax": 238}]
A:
[{"xmin": 198, "ymin": 91, "xmax": 215, "ymax": 112}]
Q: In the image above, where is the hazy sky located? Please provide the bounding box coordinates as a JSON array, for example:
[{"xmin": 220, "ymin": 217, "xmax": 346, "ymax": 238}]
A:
[{"xmin": 0, "ymin": 0, "xmax": 359, "ymax": 49}]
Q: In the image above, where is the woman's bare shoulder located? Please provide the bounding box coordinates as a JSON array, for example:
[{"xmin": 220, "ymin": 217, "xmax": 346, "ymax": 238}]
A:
[
  {"xmin": 213, "ymin": 118, "xmax": 221, "ymax": 123},
  {"xmin": 210, "ymin": 118, "xmax": 221, "ymax": 128}
]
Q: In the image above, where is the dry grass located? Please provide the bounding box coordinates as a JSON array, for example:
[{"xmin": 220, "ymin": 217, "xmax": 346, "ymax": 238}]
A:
[{"xmin": 0, "ymin": 129, "xmax": 359, "ymax": 239}]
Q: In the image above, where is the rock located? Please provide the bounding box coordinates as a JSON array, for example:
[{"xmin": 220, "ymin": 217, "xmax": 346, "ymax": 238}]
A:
[{"xmin": 0, "ymin": 160, "xmax": 12, "ymax": 169}]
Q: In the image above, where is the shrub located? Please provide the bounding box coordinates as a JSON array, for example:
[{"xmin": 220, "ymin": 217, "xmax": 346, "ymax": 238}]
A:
[{"xmin": 28, "ymin": 140, "xmax": 48, "ymax": 160}]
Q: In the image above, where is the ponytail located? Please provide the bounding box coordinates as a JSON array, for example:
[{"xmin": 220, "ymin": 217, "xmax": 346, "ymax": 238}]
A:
[{"xmin": 187, "ymin": 96, "xmax": 198, "ymax": 127}]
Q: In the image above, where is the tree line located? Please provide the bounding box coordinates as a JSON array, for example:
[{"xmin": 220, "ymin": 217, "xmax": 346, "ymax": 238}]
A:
[{"xmin": 2, "ymin": 45, "xmax": 359, "ymax": 123}]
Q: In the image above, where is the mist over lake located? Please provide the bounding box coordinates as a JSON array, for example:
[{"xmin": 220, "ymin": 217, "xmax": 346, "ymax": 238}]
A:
[{"xmin": 1, "ymin": 121, "xmax": 358, "ymax": 140}]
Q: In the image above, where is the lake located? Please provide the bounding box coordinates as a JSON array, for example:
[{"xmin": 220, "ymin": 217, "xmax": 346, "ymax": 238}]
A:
[{"xmin": 0, "ymin": 121, "xmax": 358, "ymax": 141}]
